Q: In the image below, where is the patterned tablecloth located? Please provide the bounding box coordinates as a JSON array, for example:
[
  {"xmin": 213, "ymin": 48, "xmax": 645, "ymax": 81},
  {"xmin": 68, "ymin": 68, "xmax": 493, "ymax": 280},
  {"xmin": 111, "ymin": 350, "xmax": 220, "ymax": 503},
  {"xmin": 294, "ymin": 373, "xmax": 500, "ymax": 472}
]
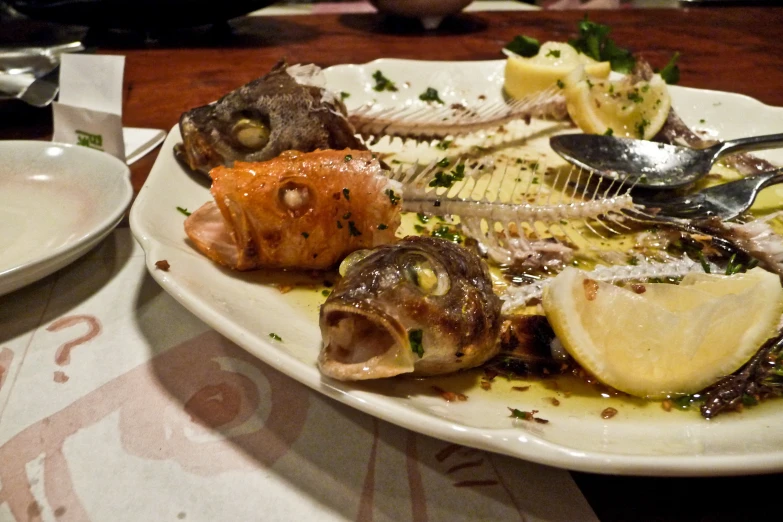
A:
[{"xmin": 0, "ymin": 229, "xmax": 597, "ymax": 521}]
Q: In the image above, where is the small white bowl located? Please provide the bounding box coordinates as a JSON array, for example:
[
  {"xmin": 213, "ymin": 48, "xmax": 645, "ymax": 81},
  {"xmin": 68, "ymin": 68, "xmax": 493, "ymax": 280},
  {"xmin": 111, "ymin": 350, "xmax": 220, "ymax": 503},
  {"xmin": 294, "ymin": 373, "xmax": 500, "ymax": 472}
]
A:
[
  {"xmin": 369, "ymin": 0, "xmax": 474, "ymax": 29},
  {"xmin": 0, "ymin": 141, "xmax": 132, "ymax": 296}
]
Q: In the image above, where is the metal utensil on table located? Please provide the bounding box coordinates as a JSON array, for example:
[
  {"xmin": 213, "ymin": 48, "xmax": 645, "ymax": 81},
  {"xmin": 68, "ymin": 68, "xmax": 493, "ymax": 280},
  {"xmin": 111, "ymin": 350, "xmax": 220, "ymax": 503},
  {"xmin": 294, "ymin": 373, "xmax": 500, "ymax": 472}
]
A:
[
  {"xmin": 633, "ymin": 168, "xmax": 783, "ymax": 221},
  {"xmin": 550, "ymin": 133, "xmax": 783, "ymax": 190},
  {"xmin": 17, "ymin": 66, "xmax": 59, "ymax": 107}
]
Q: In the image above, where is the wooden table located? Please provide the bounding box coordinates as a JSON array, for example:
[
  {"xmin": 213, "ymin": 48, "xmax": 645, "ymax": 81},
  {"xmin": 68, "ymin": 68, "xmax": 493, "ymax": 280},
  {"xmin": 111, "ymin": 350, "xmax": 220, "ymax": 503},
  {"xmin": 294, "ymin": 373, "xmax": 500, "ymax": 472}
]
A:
[{"xmin": 3, "ymin": 7, "xmax": 783, "ymax": 520}]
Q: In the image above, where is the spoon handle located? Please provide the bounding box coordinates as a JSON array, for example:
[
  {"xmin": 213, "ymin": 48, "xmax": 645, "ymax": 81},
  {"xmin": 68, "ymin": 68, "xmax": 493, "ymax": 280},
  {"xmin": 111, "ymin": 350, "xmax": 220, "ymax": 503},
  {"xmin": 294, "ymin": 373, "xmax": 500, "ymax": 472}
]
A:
[{"xmin": 714, "ymin": 133, "xmax": 783, "ymax": 158}]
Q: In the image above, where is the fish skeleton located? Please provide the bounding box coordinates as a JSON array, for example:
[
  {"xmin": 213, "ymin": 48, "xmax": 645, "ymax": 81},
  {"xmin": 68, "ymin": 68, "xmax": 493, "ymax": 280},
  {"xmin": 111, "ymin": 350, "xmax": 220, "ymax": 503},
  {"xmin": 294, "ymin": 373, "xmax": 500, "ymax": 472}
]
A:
[
  {"xmin": 175, "ymin": 60, "xmax": 367, "ymax": 176},
  {"xmin": 319, "ymin": 236, "xmax": 503, "ymax": 380},
  {"xmin": 184, "ymin": 149, "xmax": 401, "ymax": 270}
]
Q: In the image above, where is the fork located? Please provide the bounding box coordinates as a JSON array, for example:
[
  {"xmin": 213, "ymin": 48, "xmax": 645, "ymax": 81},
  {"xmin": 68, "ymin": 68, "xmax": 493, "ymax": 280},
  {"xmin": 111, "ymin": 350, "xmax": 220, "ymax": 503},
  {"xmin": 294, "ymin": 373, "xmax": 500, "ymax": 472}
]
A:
[{"xmin": 632, "ymin": 168, "xmax": 783, "ymax": 221}]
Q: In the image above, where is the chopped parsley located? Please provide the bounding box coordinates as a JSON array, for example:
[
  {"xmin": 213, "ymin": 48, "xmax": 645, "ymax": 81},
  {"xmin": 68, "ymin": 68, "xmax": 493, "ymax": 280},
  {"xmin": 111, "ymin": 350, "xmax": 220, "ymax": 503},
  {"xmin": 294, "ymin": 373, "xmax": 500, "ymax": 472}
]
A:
[
  {"xmin": 301, "ymin": 232, "xmax": 309, "ymax": 239},
  {"xmin": 409, "ymin": 329, "xmax": 424, "ymax": 358},
  {"xmin": 658, "ymin": 51, "xmax": 681, "ymax": 85},
  {"xmin": 348, "ymin": 221, "xmax": 362, "ymax": 237},
  {"xmin": 568, "ymin": 17, "xmax": 635, "ymax": 73},
  {"xmin": 556, "ymin": 79, "xmax": 565, "ymax": 89},
  {"xmin": 414, "ymin": 224, "xmax": 428, "ymax": 234},
  {"xmin": 419, "ymin": 87, "xmax": 444, "ymax": 104},
  {"xmin": 635, "ymin": 118, "xmax": 650, "ymax": 138},
  {"xmin": 386, "ymin": 189, "xmax": 400, "ymax": 206},
  {"xmin": 340, "ymin": 91, "xmax": 350, "ymax": 100},
  {"xmin": 372, "ymin": 70, "xmax": 398, "ymax": 92},
  {"xmin": 269, "ymin": 333, "xmax": 282, "ymax": 342},
  {"xmin": 337, "ymin": 221, "xmax": 343, "ymax": 229},
  {"xmin": 431, "ymin": 225, "xmax": 463, "ymax": 244},
  {"xmin": 627, "ymin": 90, "xmax": 644, "ymax": 103},
  {"xmin": 603, "ymin": 127, "xmax": 614, "ymax": 136},
  {"xmin": 546, "ymin": 49, "xmax": 561, "ymax": 58},
  {"xmin": 504, "ymin": 35, "xmax": 540, "ymax": 58},
  {"xmin": 377, "ymin": 223, "xmax": 388, "ymax": 230},
  {"xmin": 429, "ymin": 163, "xmax": 466, "ymax": 189},
  {"xmin": 417, "ymin": 213, "xmax": 430, "ymax": 223},
  {"xmin": 437, "ymin": 157, "xmax": 450, "ymax": 168},
  {"xmin": 344, "ymin": 154, "xmax": 353, "ymax": 162},
  {"xmin": 435, "ymin": 140, "xmax": 452, "ymax": 150},
  {"xmin": 342, "ymin": 188, "xmax": 350, "ymax": 200},
  {"xmin": 322, "ymin": 289, "xmax": 331, "ymax": 297},
  {"xmin": 343, "ymin": 212, "xmax": 352, "ymax": 219},
  {"xmin": 176, "ymin": 206, "xmax": 191, "ymax": 216}
]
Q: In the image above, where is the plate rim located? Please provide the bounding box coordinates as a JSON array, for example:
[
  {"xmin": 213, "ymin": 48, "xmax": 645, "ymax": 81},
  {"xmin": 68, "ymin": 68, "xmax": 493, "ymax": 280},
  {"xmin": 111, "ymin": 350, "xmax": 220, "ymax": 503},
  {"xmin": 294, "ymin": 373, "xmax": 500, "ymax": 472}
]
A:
[
  {"xmin": 130, "ymin": 59, "xmax": 783, "ymax": 476},
  {"xmin": 0, "ymin": 140, "xmax": 133, "ymax": 296}
]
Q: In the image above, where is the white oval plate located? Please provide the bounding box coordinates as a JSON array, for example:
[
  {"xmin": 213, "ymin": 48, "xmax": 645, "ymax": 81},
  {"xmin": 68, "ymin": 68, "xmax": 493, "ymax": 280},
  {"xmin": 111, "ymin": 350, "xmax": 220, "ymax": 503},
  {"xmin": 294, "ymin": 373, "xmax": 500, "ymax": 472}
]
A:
[
  {"xmin": 0, "ymin": 141, "xmax": 132, "ymax": 296},
  {"xmin": 130, "ymin": 59, "xmax": 783, "ymax": 476}
]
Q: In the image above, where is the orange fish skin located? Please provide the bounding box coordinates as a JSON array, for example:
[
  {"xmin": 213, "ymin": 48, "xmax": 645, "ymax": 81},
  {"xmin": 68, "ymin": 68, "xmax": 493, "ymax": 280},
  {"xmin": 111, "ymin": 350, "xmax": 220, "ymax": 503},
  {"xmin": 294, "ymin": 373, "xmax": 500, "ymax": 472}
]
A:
[{"xmin": 187, "ymin": 149, "xmax": 401, "ymax": 271}]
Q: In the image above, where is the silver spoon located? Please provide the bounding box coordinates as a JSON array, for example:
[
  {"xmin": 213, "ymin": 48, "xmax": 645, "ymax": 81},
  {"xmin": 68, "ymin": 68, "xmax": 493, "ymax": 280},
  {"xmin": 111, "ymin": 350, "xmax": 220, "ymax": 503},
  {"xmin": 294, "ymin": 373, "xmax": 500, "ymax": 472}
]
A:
[{"xmin": 550, "ymin": 133, "xmax": 783, "ymax": 190}]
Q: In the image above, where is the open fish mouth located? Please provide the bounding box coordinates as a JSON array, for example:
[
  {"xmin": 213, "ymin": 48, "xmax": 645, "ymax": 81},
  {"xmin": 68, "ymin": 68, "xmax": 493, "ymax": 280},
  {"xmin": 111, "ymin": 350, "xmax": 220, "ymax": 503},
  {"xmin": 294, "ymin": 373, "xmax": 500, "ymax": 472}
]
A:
[{"xmin": 319, "ymin": 302, "xmax": 414, "ymax": 381}]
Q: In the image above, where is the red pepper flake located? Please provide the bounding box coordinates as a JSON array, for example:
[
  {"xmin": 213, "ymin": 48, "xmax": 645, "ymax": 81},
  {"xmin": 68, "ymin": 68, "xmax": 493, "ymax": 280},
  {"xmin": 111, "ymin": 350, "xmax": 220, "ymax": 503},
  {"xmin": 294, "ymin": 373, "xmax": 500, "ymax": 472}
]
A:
[
  {"xmin": 631, "ymin": 283, "xmax": 647, "ymax": 294},
  {"xmin": 432, "ymin": 386, "xmax": 468, "ymax": 402},
  {"xmin": 583, "ymin": 278, "xmax": 599, "ymax": 301},
  {"xmin": 512, "ymin": 386, "xmax": 530, "ymax": 392},
  {"xmin": 601, "ymin": 407, "xmax": 619, "ymax": 419},
  {"xmin": 661, "ymin": 400, "xmax": 673, "ymax": 412},
  {"xmin": 155, "ymin": 260, "xmax": 170, "ymax": 271}
]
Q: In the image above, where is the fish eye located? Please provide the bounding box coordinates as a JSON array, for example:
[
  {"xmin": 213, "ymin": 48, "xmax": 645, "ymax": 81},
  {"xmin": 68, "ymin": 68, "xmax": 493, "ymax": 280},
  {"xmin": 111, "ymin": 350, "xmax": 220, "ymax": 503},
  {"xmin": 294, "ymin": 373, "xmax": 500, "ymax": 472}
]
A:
[
  {"xmin": 232, "ymin": 117, "xmax": 270, "ymax": 150},
  {"xmin": 403, "ymin": 254, "xmax": 449, "ymax": 296},
  {"xmin": 339, "ymin": 250, "xmax": 372, "ymax": 276},
  {"xmin": 278, "ymin": 181, "xmax": 313, "ymax": 217}
]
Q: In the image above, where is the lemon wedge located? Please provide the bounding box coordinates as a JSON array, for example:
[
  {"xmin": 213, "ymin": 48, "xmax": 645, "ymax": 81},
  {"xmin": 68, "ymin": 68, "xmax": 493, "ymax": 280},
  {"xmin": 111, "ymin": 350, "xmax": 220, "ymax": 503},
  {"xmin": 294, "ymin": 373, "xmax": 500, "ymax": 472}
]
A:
[
  {"xmin": 542, "ymin": 267, "xmax": 783, "ymax": 399},
  {"xmin": 504, "ymin": 42, "xmax": 611, "ymax": 100},
  {"xmin": 563, "ymin": 68, "xmax": 671, "ymax": 139}
]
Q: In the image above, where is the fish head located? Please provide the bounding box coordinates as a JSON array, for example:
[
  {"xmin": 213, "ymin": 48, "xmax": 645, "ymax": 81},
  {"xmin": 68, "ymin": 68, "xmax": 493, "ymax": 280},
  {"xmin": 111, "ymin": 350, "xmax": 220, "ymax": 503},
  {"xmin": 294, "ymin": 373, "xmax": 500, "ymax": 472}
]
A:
[
  {"xmin": 319, "ymin": 236, "xmax": 503, "ymax": 380},
  {"xmin": 175, "ymin": 60, "xmax": 366, "ymax": 175}
]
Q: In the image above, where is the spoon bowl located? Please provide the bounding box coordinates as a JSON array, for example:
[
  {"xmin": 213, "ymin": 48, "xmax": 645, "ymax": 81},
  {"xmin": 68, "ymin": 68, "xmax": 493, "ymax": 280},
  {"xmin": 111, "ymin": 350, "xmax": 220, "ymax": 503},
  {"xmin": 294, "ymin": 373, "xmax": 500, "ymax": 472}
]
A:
[{"xmin": 551, "ymin": 133, "xmax": 783, "ymax": 190}]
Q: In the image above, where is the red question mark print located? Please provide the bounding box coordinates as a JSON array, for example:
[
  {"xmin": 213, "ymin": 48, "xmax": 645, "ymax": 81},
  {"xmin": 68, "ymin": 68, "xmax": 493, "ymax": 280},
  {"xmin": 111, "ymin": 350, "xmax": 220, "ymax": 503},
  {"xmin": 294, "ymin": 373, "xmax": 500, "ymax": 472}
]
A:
[{"xmin": 46, "ymin": 315, "xmax": 102, "ymax": 383}]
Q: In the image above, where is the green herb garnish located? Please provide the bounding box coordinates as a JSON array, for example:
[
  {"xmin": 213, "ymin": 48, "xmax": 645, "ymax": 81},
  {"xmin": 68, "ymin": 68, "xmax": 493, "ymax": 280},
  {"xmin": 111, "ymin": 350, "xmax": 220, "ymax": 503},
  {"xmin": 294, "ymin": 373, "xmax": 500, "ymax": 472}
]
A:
[
  {"xmin": 417, "ymin": 213, "xmax": 430, "ymax": 224},
  {"xmin": 556, "ymin": 79, "xmax": 565, "ymax": 89},
  {"xmin": 604, "ymin": 127, "xmax": 614, "ymax": 136},
  {"xmin": 344, "ymin": 154, "xmax": 353, "ymax": 162},
  {"xmin": 419, "ymin": 87, "xmax": 444, "ymax": 104},
  {"xmin": 437, "ymin": 157, "xmax": 450, "ymax": 168},
  {"xmin": 409, "ymin": 329, "xmax": 424, "ymax": 358},
  {"xmin": 342, "ymin": 188, "xmax": 350, "ymax": 200},
  {"xmin": 343, "ymin": 212, "xmax": 352, "ymax": 220},
  {"xmin": 378, "ymin": 223, "xmax": 388, "ymax": 230},
  {"xmin": 269, "ymin": 333, "xmax": 282, "ymax": 342},
  {"xmin": 546, "ymin": 49, "xmax": 561, "ymax": 58},
  {"xmin": 431, "ymin": 225, "xmax": 463, "ymax": 244},
  {"xmin": 372, "ymin": 70, "xmax": 398, "ymax": 92},
  {"xmin": 659, "ymin": 51, "xmax": 681, "ymax": 85},
  {"xmin": 568, "ymin": 17, "xmax": 635, "ymax": 73},
  {"xmin": 348, "ymin": 221, "xmax": 361, "ymax": 237},
  {"xmin": 340, "ymin": 91, "xmax": 351, "ymax": 100},
  {"xmin": 302, "ymin": 232, "xmax": 309, "ymax": 239},
  {"xmin": 429, "ymin": 163, "xmax": 466, "ymax": 189},
  {"xmin": 386, "ymin": 189, "xmax": 400, "ymax": 206},
  {"xmin": 177, "ymin": 206, "xmax": 191, "ymax": 217},
  {"xmin": 504, "ymin": 35, "xmax": 541, "ymax": 58},
  {"xmin": 435, "ymin": 140, "xmax": 452, "ymax": 150}
]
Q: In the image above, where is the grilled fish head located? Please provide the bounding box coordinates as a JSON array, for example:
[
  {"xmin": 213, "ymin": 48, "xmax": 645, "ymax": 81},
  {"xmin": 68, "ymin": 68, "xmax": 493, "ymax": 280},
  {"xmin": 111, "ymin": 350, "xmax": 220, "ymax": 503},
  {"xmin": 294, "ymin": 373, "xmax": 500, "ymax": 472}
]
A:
[
  {"xmin": 319, "ymin": 236, "xmax": 503, "ymax": 380},
  {"xmin": 175, "ymin": 60, "xmax": 367, "ymax": 175}
]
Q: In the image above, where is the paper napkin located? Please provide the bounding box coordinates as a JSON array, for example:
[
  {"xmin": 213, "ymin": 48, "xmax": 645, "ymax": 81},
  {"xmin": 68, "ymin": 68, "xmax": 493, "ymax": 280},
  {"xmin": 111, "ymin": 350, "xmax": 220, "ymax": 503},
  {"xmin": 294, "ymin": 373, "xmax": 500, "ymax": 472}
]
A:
[{"xmin": 52, "ymin": 54, "xmax": 166, "ymax": 165}]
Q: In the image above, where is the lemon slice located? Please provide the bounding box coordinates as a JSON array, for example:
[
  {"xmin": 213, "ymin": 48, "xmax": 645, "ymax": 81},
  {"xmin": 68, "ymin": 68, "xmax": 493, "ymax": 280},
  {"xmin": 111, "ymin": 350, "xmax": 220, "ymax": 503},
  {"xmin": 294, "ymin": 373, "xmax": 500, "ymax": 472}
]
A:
[
  {"xmin": 504, "ymin": 42, "xmax": 611, "ymax": 100},
  {"xmin": 564, "ymin": 68, "xmax": 671, "ymax": 139},
  {"xmin": 542, "ymin": 267, "xmax": 783, "ymax": 398}
]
